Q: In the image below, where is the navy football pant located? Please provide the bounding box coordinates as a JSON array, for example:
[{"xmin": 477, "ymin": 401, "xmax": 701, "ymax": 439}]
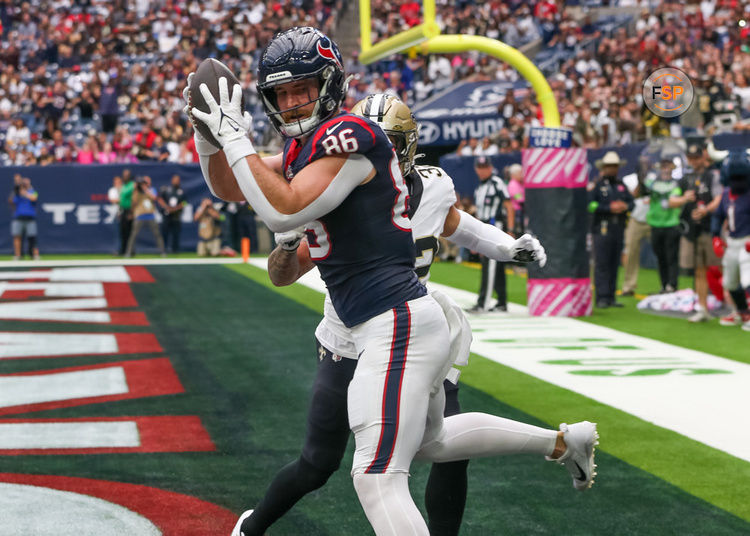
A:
[{"xmin": 241, "ymin": 339, "xmax": 467, "ymax": 536}]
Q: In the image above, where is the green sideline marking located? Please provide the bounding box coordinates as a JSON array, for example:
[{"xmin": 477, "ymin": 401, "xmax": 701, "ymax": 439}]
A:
[{"xmin": 227, "ymin": 263, "xmax": 750, "ymax": 523}]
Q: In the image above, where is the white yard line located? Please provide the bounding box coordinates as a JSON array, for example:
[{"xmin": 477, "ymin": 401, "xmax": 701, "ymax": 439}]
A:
[
  {"xmin": 248, "ymin": 259, "xmax": 750, "ymax": 463},
  {"xmin": 0, "ymin": 258, "xmax": 246, "ymax": 268}
]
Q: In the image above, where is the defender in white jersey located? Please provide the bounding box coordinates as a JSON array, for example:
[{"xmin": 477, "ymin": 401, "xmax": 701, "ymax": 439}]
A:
[{"xmin": 234, "ymin": 95, "xmax": 599, "ymax": 536}]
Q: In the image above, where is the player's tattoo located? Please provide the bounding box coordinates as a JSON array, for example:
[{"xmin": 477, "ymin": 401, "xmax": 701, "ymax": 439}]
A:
[{"xmin": 268, "ymin": 247, "xmax": 301, "ymax": 286}]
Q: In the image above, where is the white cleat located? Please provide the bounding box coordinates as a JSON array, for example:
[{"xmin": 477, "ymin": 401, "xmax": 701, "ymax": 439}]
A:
[
  {"xmin": 231, "ymin": 509, "xmax": 254, "ymax": 536},
  {"xmin": 550, "ymin": 421, "xmax": 599, "ymax": 491}
]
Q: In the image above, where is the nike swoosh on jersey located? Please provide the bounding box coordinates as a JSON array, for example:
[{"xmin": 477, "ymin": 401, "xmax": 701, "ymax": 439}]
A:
[{"xmin": 325, "ymin": 122, "xmax": 343, "ymax": 136}]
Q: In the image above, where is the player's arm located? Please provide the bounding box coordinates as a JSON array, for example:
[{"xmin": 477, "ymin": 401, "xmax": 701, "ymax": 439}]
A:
[
  {"xmin": 231, "ymin": 152, "xmax": 374, "ymax": 232},
  {"xmin": 267, "ymin": 236, "xmax": 315, "ymax": 287},
  {"xmin": 191, "ymin": 79, "xmax": 374, "ymax": 231},
  {"xmin": 202, "ymin": 151, "xmax": 283, "ymax": 201},
  {"xmin": 441, "ymin": 205, "xmax": 546, "ymax": 266}
]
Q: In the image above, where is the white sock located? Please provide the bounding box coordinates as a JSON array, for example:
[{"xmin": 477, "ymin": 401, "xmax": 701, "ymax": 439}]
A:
[
  {"xmin": 417, "ymin": 412, "xmax": 558, "ymax": 463},
  {"xmin": 352, "ymin": 472, "xmax": 429, "ymax": 536}
]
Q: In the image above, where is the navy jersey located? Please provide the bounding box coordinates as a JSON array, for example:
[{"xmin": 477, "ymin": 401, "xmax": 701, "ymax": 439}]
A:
[
  {"xmin": 283, "ymin": 112, "xmax": 426, "ymax": 327},
  {"xmin": 713, "ymin": 188, "xmax": 750, "ymax": 238}
]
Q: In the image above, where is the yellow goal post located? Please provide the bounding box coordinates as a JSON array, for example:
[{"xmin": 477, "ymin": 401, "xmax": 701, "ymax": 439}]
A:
[{"xmin": 358, "ymin": 0, "xmax": 560, "ymax": 127}]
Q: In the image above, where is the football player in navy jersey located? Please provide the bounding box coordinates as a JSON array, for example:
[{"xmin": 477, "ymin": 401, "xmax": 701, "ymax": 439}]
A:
[
  {"xmin": 189, "ymin": 28, "xmax": 597, "ymax": 536},
  {"xmin": 712, "ymin": 151, "xmax": 750, "ymax": 331}
]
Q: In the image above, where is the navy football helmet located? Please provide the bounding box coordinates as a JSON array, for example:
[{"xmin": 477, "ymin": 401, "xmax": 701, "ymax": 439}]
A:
[
  {"xmin": 257, "ymin": 27, "xmax": 347, "ymax": 139},
  {"xmin": 720, "ymin": 150, "xmax": 750, "ymax": 193}
]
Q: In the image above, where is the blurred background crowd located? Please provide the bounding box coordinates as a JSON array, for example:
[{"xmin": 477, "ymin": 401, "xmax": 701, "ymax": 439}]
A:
[{"xmin": 1, "ymin": 0, "xmax": 749, "ymax": 167}]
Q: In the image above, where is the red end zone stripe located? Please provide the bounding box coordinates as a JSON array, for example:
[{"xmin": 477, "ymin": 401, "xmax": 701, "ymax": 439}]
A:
[
  {"xmin": 0, "ymin": 416, "xmax": 215, "ymax": 455},
  {"xmin": 1, "ymin": 289, "xmax": 46, "ymax": 299},
  {"xmin": 103, "ymin": 283, "xmax": 138, "ymax": 307},
  {"xmin": 107, "ymin": 311, "xmax": 149, "ymax": 325},
  {"xmin": 114, "ymin": 332, "xmax": 163, "ymax": 354},
  {"xmin": 0, "ymin": 357, "xmax": 183, "ymax": 416},
  {"xmin": 125, "ymin": 266, "xmax": 155, "ymax": 283},
  {"xmin": 0, "ymin": 473, "xmax": 236, "ymax": 534}
]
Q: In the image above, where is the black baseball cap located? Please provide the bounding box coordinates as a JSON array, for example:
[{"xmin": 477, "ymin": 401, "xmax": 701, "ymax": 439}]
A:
[
  {"xmin": 686, "ymin": 143, "xmax": 703, "ymax": 157},
  {"xmin": 475, "ymin": 156, "xmax": 492, "ymax": 167}
]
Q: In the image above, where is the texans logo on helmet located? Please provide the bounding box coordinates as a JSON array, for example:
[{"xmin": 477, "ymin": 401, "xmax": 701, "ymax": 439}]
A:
[{"xmin": 317, "ymin": 40, "xmax": 342, "ymax": 69}]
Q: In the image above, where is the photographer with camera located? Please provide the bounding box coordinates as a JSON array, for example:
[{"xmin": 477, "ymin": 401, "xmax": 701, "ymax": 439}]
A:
[
  {"xmin": 194, "ymin": 197, "xmax": 222, "ymax": 257},
  {"xmin": 8, "ymin": 174, "xmax": 40, "ymax": 260},
  {"xmin": 123, "ymin": 175, "xmax": 167, "ymax": 258},
  {"xmin": 677, "ymin": 144, "xmax": 723, "ymax": 322}
]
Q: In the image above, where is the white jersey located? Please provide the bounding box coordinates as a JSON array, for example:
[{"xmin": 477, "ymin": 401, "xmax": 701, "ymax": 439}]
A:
[{"xmin": 315, "ymin": 164, "xmax": 457, "ymax": 358}]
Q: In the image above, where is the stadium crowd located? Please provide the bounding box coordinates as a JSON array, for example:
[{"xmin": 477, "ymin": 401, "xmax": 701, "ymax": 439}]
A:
[
  {"xmin": 1, "ymin": 0, "xmax": 749, "ymax": 166},
  {"xmin": 0, "ymin": 0, "xmax": 344, "ymax": 166}
]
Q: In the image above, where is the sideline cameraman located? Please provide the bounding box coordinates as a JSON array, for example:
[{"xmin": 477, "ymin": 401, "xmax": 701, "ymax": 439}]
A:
[{"xmin": 124, "ymin": 176, "xmax": 166, "ymax": 257}]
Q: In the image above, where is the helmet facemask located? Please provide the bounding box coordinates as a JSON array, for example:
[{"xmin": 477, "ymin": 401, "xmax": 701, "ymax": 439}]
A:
[
  {"xmin": 386, "ymin": 129, "xmax": 418, "ymax": 177},
  {"xmin": 259, "ymin": 66, "xmax": 340, "ymax": 139}
]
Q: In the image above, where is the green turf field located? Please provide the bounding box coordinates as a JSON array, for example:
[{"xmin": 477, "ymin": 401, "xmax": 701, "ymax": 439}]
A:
[{"xmin": 2, "ymin": 261, "xmax": 748, "ymax": 534}]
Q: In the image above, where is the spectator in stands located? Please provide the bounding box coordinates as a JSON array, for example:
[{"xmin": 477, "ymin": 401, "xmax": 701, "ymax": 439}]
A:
[
  {"xmin": 113, "ymin": 126, "xmax": 137, "ymax": 163},
  {"xmin": 6, "ymin": 117, "xmax": 30, "ymax": 150},
  {"xmin": 8, "ymin": 174, "xmax": 39, "ymax": 260},
  {"xmin": 99, "ymin": 81, "xmax": 120, "ymax": 134},
  {"xmin": 124, "ymin": 175, "xmax": 166, "ymax": 258},
  {"xmin": 76, "ymin": 135, "xmax": 97, "ymax": 164},
  {"xmin": 477, "ymin": 136, "xmax": 499, "ymax": 156},
  {"xmin": 194, "ymin": 197, "xmax": 222, "ymax": 257},
  {"xmin": 96, "ymin": 141, "xmax": 117, "ymax": 164},
  {"xmin": 457, "ymin": 137, "xmax": 480, "ymax": 156},
  {"xmin": 159, "ymin": 174, "xmax": 187, "ymax": 254},
  {"xmin": 677, "ymin": 144, "xmax": 723, "ymax": 322},
  {"xmin": 48, "ymin": 129, "xmax": 73, "ymax": 162},
  {"xmin": 641, "ymin": 155, "xmax": 684, "ymax": 294}
]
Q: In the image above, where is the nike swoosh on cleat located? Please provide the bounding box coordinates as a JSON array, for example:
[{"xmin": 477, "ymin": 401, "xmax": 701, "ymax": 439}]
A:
[
  {"xmin": 573, "ymin": 461, "xmax": 587, "ymax": 481},
  {"xmin": 325, "ymin": 122, "xmax": 342, "ymax": 136}
]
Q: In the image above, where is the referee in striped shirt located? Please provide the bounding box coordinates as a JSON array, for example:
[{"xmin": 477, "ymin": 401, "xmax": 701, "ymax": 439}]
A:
[{"xmin": 469, "ymin": 156, "xmax": 515, "ymax": 312}]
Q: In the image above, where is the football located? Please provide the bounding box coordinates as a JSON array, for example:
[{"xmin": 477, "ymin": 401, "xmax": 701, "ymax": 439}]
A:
[{"xmin": 188, "ymin": 58, "xmax": 244, "ymax": 149}]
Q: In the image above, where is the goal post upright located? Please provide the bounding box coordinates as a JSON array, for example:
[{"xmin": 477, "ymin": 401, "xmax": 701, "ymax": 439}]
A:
[{"xmin": 357, "ymin": 0, "xmax": 560, "ymax": 127}]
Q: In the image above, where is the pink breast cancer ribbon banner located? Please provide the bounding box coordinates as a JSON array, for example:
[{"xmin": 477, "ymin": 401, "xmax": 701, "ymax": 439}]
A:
[{"xmin": 523, "ymin": 138, "xmax": 592, "ymax": 317}]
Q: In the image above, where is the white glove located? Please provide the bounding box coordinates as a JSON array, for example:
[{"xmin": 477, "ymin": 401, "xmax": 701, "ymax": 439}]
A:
[
  {"xmin": 190, "ymin": 77, "xmax": 254, "ymax": 158},
  {"xmin": 275, "ymin": 227, "xmax": 306, "ymax": 251},
  {"xmin": 510, "ymin": 234, "xmax": 547, "ymax": 267}
]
